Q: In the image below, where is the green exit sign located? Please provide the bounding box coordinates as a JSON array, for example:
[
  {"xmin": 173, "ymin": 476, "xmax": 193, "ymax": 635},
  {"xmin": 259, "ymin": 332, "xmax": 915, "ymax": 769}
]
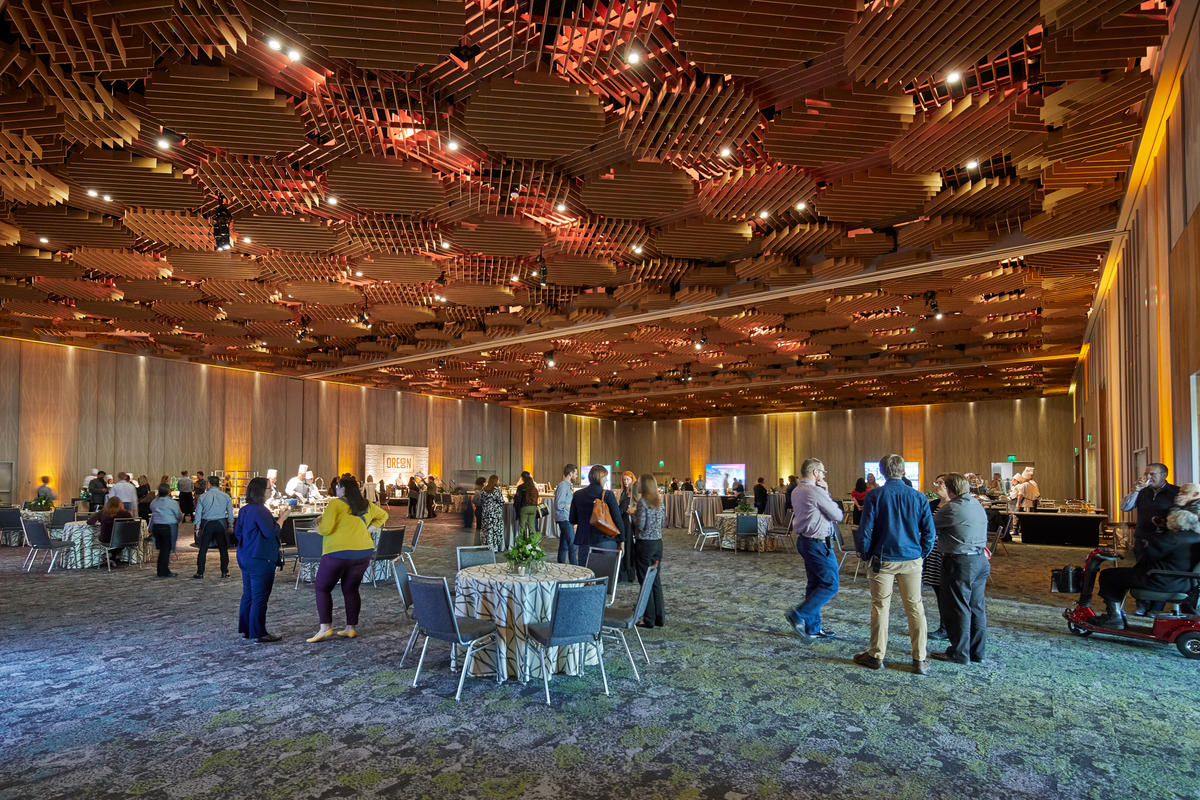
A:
[
  {"xmin": 475, "ymin": 454, "xmax": 482, "ymax": 463},
  {"xmin": 658, "ymin": 460, "xmax": 665, "ymax": 468},
  {"xmin": 615, "ymin": 460, "xmax": 620, "ymax": 467},
  {"xmin": 1007, "ymin": 454, "xmax": 1017, "ymax": 462}
]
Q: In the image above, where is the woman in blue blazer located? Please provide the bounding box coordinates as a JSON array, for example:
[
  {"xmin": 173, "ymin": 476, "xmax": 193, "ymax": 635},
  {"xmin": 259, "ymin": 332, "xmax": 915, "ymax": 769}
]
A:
[{"xmin": 235, "ymin": 477, "xmax": 291, "ymax": 643}]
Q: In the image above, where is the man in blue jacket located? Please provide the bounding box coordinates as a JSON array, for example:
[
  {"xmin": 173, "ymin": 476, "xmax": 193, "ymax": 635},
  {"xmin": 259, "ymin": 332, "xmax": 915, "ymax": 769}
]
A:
[{"xmin": 854, "ymin": 454, "xmax": 936, "ymax": 675}]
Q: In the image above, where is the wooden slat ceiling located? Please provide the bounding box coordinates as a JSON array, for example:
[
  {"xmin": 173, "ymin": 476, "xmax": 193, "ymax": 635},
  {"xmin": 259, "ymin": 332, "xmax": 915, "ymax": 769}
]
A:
[{"xmin": 0, "ymin": 0, "xmax": 1173, "ymax": 417}]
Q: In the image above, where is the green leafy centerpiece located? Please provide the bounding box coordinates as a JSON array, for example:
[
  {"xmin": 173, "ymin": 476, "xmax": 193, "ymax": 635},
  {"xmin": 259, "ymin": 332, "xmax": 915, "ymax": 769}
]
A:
[
  {"xmin": 505, "ymin": 530, "xmax": 546, "ymax": 575},
  {"xmin": 28, "ymin": 495, "xmax": 54, "ymax": 511},
  {"xmin": 735, "ymin": 496, "xmax": 756, "ymax": 514}
]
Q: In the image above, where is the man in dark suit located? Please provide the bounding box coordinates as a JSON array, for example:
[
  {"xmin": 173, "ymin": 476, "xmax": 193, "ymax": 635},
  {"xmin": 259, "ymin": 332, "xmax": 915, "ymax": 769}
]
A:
[
  {"xmin": 753, "ymin": 477, "xmax": 769, "ymax": 514},
  {"xmin": 1093, "ymin": 504, "xmax": 1200, "ymax": 627}
]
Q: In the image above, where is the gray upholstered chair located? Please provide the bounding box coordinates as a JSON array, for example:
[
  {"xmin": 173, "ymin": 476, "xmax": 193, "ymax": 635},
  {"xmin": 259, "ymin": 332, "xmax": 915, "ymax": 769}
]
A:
[
  {"xmin": 585, "ymin": 545, "xmax": 623, "ymax": 606},
  {"xmin": 527, "ymin": 578, "xmax": 610, "ymax": 705},
  {"xmin": 369, "ymin": 527, "xmax": 406, "ymax": 588},
  {"xmin": 456, "ymin": 545, "xmax": 496, "ymax": 571},
  {"xmin": 21, "ymin": 519, "xmax": 71, "ymax": 573},
  {"xmin": 293, "ymin": 529, "xmax": 324, "ymax": 589},
  {"xmin": 403, "ymin": 574, "xmax": 500, "ymax": 701},
  {"xmin": 602, "ymin": 561, "xmax": 658, "ymax": 681}
]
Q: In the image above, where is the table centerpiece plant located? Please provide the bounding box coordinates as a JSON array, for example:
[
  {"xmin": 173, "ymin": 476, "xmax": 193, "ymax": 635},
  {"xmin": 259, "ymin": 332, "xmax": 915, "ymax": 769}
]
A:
[
  {"xmin": 505, "ymin": 530, "xmax": 547, "ymax": 575},
  {"xmin": 735, "ymin": 496, "xmax": 756, "ymax": 514},
  {"xmin": 28, "ymin": 494, "xmax": 54, "ymax": 511}
]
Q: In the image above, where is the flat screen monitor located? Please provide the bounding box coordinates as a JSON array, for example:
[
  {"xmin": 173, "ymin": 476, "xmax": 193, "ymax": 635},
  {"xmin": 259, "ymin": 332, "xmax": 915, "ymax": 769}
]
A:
[
  {"xmin": 705, "ymin": 463, "xmax": 745, "ymax": 493},
  {"xmin": 581, "ymin": 465, "xmax": 612, "ymax": 491},
  {"xmin": 864, "ymin": 461, "xmax": 921, "ymax": 489}
]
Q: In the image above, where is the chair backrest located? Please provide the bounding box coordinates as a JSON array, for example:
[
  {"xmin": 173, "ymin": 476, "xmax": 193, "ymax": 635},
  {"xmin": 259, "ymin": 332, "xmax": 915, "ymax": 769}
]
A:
[
  {"xmin": 409, "ymin": 520, "xmax": 424, "ymax": 549},
  {"xmin": 691, "ymin": 508, "xmax": 704, "ymax": 531},
  {"xmin": 736, "ymin": 514, "xmax": 759, "ymax": 534},
  {"xmin": 51, "ymin": 507, "xmax": 76, "ymax": 527},
  {"xmin": 292, "ymin": 516, "xmax": 319, "ymax": 532},
  {"xmin": 374, "ymin": 526, "xmax": 406, "ymax": 559},
  {"xmin": 456, "ymin": 545, "xmax": 495, "ymax": 571},
  {"xmin": 546, "ymin": 578, "xmax": 608, "ymax": 644},
  {"xmin": 110, "ymin": 519, "xmax": 142, "ymax": 549},
  {"xmin": 408, "ymin": 574, "xmax": 462, "ymax": 641},
  {"xmin": 21, "ymin": 518, "xmax": 50, "ymax": 546},
  {"xmin": 296, "ymin": 529, "xmax": 324, "ymax": 559},
  {"xmin": 585, "ymin": 545, "xmax": 622, "ymax": 603},
  {"xmin": 0, "ymin": 507, "xmax": 21, "ymax": 529},
  {"xmin": 629, "ymin": 561, "xmax": 658, "ymax": 624}
]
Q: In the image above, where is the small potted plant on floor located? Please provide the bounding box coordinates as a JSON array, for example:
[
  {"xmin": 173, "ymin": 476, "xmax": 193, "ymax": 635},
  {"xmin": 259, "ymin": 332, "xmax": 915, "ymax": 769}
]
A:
[{"xmin": 505, "ymin": 530, "xmax": 546, "ymax": 576}]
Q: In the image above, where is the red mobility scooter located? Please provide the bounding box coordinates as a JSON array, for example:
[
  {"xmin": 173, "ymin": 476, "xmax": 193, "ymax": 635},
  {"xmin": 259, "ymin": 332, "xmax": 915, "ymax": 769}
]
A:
[{"xmin": 1059, "ymin": 548, "xmax": 1200, "ymax": 659}]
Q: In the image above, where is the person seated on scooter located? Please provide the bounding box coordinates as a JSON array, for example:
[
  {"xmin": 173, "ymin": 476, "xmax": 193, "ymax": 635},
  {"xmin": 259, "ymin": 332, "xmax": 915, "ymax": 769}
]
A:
[{"xmin": 1093, "ymin": 507, "xmax": 1200, "ymax": 628}]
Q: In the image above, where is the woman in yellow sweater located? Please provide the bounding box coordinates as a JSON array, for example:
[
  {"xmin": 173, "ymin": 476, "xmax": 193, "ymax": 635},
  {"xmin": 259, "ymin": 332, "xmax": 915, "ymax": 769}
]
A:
[{"xmin": 307, "ymin": 475, "xmax": 390, "ymax": 642}]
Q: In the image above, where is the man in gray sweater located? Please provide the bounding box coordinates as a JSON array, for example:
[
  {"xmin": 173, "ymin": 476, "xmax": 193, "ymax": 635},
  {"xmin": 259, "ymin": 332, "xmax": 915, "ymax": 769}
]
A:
[{"xmin": 554, "ymin": 464, "xmax": 578, "ymax": 565}]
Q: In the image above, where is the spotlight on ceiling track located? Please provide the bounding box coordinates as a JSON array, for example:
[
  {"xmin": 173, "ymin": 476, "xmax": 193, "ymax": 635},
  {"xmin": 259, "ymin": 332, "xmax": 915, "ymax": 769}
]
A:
[
  {"xmin": 795, "ymin": 201, "xmax": 807, "ymax": 211},
  {"xmin": 556, "ymin": 202, "xmax": 567, "ymax": 213},
  {"xmin": 446, "ymin": 139, "xmax": 459, "ymax": 151},
  {"xmin": 287, "ymin": 48, "xmax": 301, "ymax": 62},
  {"xmin": 632, "ymin": 244, "xmax": 644, "ymax": 254},
  {"xmin": 720, "ymin": 146, "xmax": 732, "ymax": 158},
  {"xmin": 758, "ymin": 210, "xmax": 769, "ymax": 219},
  {"xmin": 946, "ymin": 70, "xmax": 961, "ymax": 83},
  {"xmin": 627, "ymin": 49, "xmax": 640, "ymax": 65},
  {"xmin": 440, "ymin": 240, "xmax": 451, "ymax": 249},
  {"xmin": 326, "ymin": 196, "xmax": 338, "ymax": 206},
  {"xmin": 87, "ymin": 189, "xmax": 98, "ymax": 197},
  {"xmin": 510, "ymin": 274, "xmax": 519, "ymax": 282},
  {"xmin": 156, "ymin": 137, "xmax": 171, "ymax": 150},
  {"xmin": 965, "ymin": 160, "xmax": 978, "ymax": 170},
  {"xmin": 694, "ymin": 334, "xmax": 707, "ymax": 351},
  {"xmin": 545, "ymin": 351, "xmax": 555, "ymax": 368},
  {"xmin": 267, "ymin": 37, "xmax": 282, "ymax": 51}
]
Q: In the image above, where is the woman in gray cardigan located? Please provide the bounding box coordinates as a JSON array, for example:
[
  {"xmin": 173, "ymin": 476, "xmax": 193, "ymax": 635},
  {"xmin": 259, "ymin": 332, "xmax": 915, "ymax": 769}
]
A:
[{"xmin": 634, "ymin": 474, "xmax": 666, "ymax": 628}]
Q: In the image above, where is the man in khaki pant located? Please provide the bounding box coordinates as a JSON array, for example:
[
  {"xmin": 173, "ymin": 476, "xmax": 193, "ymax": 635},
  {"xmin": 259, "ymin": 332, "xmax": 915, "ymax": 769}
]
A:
[{"xmin": 854, "ymin": 454, "xmax": 936, "ymax": 675}]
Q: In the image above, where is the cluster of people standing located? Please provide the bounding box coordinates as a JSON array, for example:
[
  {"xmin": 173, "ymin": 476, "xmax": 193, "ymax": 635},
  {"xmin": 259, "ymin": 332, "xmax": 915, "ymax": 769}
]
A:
[{"xmin": 786, "ymin": 454, "xmax": 991, "ymax": 674}]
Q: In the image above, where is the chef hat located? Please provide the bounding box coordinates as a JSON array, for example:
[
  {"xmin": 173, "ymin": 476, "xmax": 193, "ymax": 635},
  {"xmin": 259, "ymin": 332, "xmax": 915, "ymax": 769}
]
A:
[
  {"xmin": 91, "ymin": 468, "xmax": 99, "ymax": 475},
  {"xmin": 266, "ymin": 468, "xmax": 278, "ymax": 479},
  {"xmin": 298, "ymin": 463, "xmax": 309, "ymax": 473},
  {"xmin": 305, "ymin": 470, "xmax": 314, "ymax": 479}
]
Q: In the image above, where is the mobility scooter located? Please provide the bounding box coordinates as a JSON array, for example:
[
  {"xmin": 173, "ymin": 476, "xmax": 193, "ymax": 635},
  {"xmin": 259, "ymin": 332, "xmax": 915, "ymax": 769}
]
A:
[{"xmin": 1059, "ymin": 548, "xmax": 1200, "ymax": 659}]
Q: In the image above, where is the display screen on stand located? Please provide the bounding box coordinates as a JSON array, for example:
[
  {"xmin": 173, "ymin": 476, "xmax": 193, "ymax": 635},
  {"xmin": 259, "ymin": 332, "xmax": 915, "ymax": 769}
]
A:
[
  {"xmin": 704, "ymin": 464, "xmax": 745, "ymax": 493},
  {"xmin": 863, "ymin": 461, "xmax": 921, "ymax": 490}
]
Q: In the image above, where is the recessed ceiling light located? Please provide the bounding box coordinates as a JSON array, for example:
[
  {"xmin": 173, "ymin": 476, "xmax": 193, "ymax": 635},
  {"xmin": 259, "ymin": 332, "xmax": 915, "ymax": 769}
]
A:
[
  {"xmin": 87, "ymin": 189, "xmax": 98, "ymax": 197},
  {"xmin": 287, "ymin": 48, "xmax": 301, "ymax": 62},
  {"xmin": 965, "ymin": 160, "xmax": 978, "ymax": 169},
  {"xmin": 326, "ymin": 196, "xmax": 338, "ymax": 206},
  {"xmin": 632, "ymin": 244, "xmax": 644, "ymax": 254},
  {"xmin": 796, "ymin": 201, "xmax": 807, "ymax": 211},
  {"xmin": 446, "ymin": 139, "xmax": 459, "ymax": 151},
  {"xmin": 758, "ymin": 210, "xmax": 769, "ymax": 219},
  {"xmin": 101, "ymin": 194, "xmax": 111, "ymax": 201},
  {"xmin": 267, "ymin": 37, "xmax": 282, "ymax": 51},
  {"xmin": 720, "ymin": 146, "xmax": 732, "ymax": 158},
  {"xmin": 511, "ymin": 275, "xmax": 519, "ymax": 282},
  {"xmin": 355, "ymin": 270, "xmax": 363, "ymax": 277},
  {"xmin": 441, "ymin": 241, "xmax": 451, "ymax": 249},
  {"xmin": 935, "ymin": 312, "xmax": 944, "ymax": 320},
  {"xmin": 627, "ymin": 50, "xmax": 640, "ymax": 64},
  {"xmin": 946, "ymin": 71, "xmax": 961, "ymax": 83},
  {"xmin": 38, "ymin": 237, "xmax": 48, "ymax": 243},
  {"xmin": 242, "ymin": 236, "xmax": 251, "ymax": 243},
  {"xmin": 555, "ymin": 203, "xmax": 566, "ymax": 212},
  {"xmin": 156, "ymin": 138, "xmax": 171, "ymax": 150}
]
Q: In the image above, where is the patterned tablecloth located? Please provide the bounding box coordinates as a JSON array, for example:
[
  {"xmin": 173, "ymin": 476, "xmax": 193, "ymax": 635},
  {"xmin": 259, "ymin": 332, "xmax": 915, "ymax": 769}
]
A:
[
  {"xmin": 454, "ymin": 562, "xmax": 597, "ymax": 682},
  {"xmin": 767, "ymin": 494, "xmax": 789, "ymax": 526},
  {"xmin": 664, "ymin": 492, "xmax": 693, "ymax": 529},
  {"xmin": 58, "ymin": 521, "xmax": 147, "ymax": 568},
  {"xmin": 502, "ymin": 502, "xmax": 552, "ymax": 549},
  {"xmin": 294, "ymin": 526, "xmax": 392, "ymax": 584},
  {"xmin": 689, "ymin": 496, "xmax": 725, "ymax": 531},
  {"xmin": 715, "ymin": 512, "xmax": 775, "ymax": 551}
]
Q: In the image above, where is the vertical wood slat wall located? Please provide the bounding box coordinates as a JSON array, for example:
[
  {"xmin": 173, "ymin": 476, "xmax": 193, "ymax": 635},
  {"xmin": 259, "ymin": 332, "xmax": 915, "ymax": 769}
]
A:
[
  {"xmin": 1079, "ymin": 23, "xmax": 1200, "ymax": 511},
  {"xmin": 0, "ymin": 338, "xmax": 612, "ymax": 499},
  {"xmin": 614, "ymin": 396, "xmax": 1075, "ymax": 500}
]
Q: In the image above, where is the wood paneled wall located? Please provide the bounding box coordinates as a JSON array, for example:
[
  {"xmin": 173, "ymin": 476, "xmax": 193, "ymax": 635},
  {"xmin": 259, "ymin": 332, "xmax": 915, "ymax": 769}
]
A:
[
  {"xmin": 1077, "ymin": 15, "xmax": 1200, "ymax": 509},
  {"xmin": 0, "ymin": 338, "xmax": 612, "ymax": 500},
  {"xmin": 613, "ymin": 396, "xmax": 1076, "ymax": 499}
]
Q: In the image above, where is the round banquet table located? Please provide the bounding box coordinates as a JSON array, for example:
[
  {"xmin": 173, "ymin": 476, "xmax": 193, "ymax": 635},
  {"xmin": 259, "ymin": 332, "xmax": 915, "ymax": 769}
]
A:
[
  {"xmin": 766, "ymin": 493, "xmax": 789, "ymax": 526},
  {"xmin": 715, "ymin": 512, "xmax": 773, "ymax": 551},
  {"xmin": 454, "ymin": 562, "xmax": 597, "ymax": 682},
  {"xmin": 664, "ymin": 491, "xmax": 693, "ymax": 528},
  {"xmin": 58, "ymin": 521, "xmax": 148, "ymax": 568},
  {"xmin": 688, "ymin": 495, "xmax": 724, "ymax": 532}
]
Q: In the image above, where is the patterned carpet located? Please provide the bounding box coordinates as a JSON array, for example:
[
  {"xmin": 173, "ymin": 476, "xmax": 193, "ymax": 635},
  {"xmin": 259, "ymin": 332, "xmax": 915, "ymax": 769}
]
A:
[{"xmin": 2, "ymin": 515, "xmax": 1198, "ymax": 800}]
